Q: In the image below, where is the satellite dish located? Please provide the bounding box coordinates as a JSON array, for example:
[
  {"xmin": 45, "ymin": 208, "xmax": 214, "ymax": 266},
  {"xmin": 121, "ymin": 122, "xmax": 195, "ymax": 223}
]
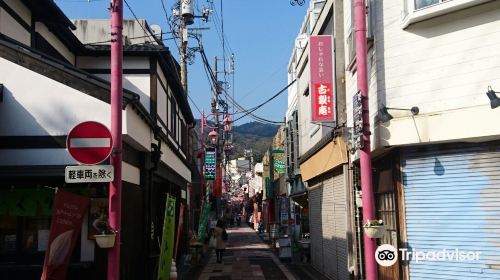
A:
[{"xmin": 150, "ymin": 24, "xmax": 162, "ymax": 41}]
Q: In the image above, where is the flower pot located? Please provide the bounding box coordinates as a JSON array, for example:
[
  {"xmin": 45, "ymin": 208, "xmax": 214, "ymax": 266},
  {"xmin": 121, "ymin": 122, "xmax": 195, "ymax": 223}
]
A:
[
  {"xmin": 94, "ymin": 233, "xmax": 116, "ymax": 248},
  {"xmin": 364, "ymin": 225, "xmax": 386, "ymax": 239}
]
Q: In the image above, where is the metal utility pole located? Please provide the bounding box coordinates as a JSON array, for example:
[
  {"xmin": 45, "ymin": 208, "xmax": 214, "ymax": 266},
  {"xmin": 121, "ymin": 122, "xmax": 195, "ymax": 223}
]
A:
[
  {"xmin": 354, "ymin": 0, "xmax": 377, "ymax": 279},
  {"xmin": 180, "ymin": 20, "xmax": 188, "ymax": 93},
  {"xmin": 109, "ymin": 0, "xmax": 123, "ymax": 279}
]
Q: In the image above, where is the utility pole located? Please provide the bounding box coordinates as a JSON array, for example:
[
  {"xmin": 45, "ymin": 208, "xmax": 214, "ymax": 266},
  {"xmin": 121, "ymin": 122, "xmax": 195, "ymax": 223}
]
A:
[
  {"xmin": 354, "ymin": 0, "xmax": 377, "ymax": 279},
  {"xmin": 109, "ymin": 0, "xmax": 123, "ymax": 279},
  {"xmin": 180, "ymin": 20, "xmax": 188, "ymax": 93}
]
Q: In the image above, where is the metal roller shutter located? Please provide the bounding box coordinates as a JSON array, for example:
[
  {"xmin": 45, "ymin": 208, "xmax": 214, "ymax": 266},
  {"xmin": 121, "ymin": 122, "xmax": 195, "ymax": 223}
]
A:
[
  {"xmin": 322, "ymin": 176, "xmax": 336, "ymax": 279},
  {"xmin": 402, "ymin": 144, "xmax": 500, "ymax": 280},
  {"xmin": 333, "ymin": 173, "xmax": 350, "ymax": 280},
  {"xmin": 309, "ymin": 182, "xmax": 324, "ymax": 273}
]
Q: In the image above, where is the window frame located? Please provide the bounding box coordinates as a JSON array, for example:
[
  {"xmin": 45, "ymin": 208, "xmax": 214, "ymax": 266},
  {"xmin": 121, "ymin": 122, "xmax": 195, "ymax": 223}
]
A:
[{"xmin": 401, "ymin": 0, "xmax": 492, "ymax": 29}]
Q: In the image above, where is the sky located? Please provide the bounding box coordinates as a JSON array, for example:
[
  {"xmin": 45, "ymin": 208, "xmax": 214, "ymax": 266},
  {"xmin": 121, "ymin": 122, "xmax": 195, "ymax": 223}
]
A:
[{"xmin": 55, "ymin": 0, "xmax": 309, "ymax": 125}]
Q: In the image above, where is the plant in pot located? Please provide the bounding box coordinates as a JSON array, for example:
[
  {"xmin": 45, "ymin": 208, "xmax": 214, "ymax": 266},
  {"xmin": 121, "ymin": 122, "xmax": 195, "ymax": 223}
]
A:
[
  {"xmin": 93, "ymin": 214, "xmax": 116, "ymax": 248},
  {"xmin": 363, "ymin": 219, "xmax": 386, "ymax": 239}
]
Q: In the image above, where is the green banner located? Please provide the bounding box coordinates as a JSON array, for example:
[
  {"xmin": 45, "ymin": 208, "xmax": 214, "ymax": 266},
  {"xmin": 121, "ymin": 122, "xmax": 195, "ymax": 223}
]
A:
[
  {"xmin": 197, "ymin": 201, "xmax": 211, "ymax": 242},
  {"xmin": 0, "ymin": 189, "xmax": 54, "ymax": 216},
  {"xmin": 274, "ymin": 159, "xmax": 286, "ymax": 174},
  {"xmin": 158, "ymin": 195, "xmax": 176, "ymax": 280}
]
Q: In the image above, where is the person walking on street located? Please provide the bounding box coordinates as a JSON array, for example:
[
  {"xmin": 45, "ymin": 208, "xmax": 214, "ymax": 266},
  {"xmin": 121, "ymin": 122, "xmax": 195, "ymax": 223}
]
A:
[{"xmin": 214, "ymin": 219, "xmax": 227, "ymax": 263}]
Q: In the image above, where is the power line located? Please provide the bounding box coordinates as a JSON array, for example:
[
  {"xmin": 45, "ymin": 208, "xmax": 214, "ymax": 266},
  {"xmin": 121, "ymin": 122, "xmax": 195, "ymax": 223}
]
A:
[
  {"xmin": 123, "ymin": 0, "xmax": 156, "ymax": 43},
  {"xmin": 233, "ymin": 80, "xmax": 295, "ymax": 123}
]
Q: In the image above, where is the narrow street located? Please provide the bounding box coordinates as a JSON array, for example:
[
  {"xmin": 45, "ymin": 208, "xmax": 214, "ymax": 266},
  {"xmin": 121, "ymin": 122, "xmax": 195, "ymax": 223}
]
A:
[
  {"xmin": 184, "ymin": 223, "xmax": 329, "ymax": 280},
  {"xmin": 192, "ymin": 224, "xmax": 293, "ymax": 280}
]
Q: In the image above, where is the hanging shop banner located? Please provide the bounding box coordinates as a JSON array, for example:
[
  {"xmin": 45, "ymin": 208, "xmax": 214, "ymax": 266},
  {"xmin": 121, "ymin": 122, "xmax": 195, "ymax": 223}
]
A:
[
  {"xmin": 174, "ymin": 203, "xmax": 185, "ymax": 259},
  {"xmin": 158, "ymin": 194, "xmax": 176, "ymax": 280},
  {"xmin": 204, "ymin": 148, "xmax": 216, "ymax": 180},
  {"xmin": 197, "ymin": 201, "xmax": 212, "ymax": 242},
  {"xmin": 41, "ymin": 191, "xmax": 89, "ymax": 280},
  {"xmin": 214, "ymin": 167, "xmax": 223, "ymax": 198},
  {"xmin": 309, "ymin": 35, "xmax": 335, "ymax": 123},
  {"xmin": 274, "ymin": 159, "xmax": 286, "ymax": 174}
]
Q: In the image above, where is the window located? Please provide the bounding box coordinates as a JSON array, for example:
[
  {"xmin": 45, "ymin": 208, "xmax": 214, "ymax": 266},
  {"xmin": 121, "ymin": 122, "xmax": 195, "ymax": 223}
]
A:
[
  {"xmin": 170, "ymin": 99, "xmax": 177, "ymax": 139},
  {"xmin": 415, "ymin": 0, "xmax": 440, "ymax": 9},
  {"xmin": 402, "ymin": 0, "xmax": 490, "ymax": 29}
]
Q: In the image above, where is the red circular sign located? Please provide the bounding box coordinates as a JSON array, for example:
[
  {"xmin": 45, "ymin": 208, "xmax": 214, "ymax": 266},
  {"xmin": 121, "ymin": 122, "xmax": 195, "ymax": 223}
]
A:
[{"xmin": 67, "ymin": 121, "xmax": 113, "ymax": 164}]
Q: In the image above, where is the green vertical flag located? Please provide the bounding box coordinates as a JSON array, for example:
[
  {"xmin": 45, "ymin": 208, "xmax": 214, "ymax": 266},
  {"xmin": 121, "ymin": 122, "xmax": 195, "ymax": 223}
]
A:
[
  {"xmin": 158, "ymin": 194, "xmax": 176, "ymax": 280},
  {"xmin": 197, "ymin": 201, "xmax": 211, "ymax": 242}
]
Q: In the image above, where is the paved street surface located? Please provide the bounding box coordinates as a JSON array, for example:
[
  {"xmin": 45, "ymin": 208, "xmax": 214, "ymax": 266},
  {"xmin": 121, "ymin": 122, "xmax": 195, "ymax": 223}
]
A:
[
  {"xmin": 185, "ymin": 223, "xmax": 331, "ymax": 280},
  {"xmin": 193, "ymin": 224, "xmax": 295, "ymax": 280}
]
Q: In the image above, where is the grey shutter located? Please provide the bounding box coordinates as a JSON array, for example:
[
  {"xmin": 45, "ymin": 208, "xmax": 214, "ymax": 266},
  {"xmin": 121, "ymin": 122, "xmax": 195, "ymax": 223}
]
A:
[
  {"xmin": 309, "ymin": 183, "xmax": 324, "ymax": 273},
  {"xmin": 403, "ymin": 144, "xmax": 500, "ymax": 280}
]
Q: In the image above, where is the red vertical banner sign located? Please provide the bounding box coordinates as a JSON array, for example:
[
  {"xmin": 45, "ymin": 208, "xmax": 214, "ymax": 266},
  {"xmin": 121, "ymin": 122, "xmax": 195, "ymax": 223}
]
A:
[
  {"xmin": 309, "ymin": 35, "xmax": 335, "ymax": 123},
  {"xmin": 41, "ymin": 191, "xmax": 89, "ymax": 280},
  {"xmin": 214, "ymin": 166, "xmax": 222, "ymax": 198},
  {"xmin": 174, "ymin": 203, "xmax": 185, "ymax": 259}
]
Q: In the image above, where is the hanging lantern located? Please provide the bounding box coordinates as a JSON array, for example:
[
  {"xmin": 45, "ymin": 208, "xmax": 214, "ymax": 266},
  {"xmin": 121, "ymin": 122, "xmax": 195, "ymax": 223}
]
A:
[
  {"xmin": 208, "ymin": 130, "xmax": 218, "ymax": 146},
  {"xmin": 222, "ymin": 116, "xmax": 233, "ymax": 132}
]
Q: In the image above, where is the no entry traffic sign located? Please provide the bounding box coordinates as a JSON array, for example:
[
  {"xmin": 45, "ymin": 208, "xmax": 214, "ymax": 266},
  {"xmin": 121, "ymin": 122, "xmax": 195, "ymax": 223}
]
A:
[{"xmin": 66, "ymin": 121, "xmax": 113, "ymax": 164}]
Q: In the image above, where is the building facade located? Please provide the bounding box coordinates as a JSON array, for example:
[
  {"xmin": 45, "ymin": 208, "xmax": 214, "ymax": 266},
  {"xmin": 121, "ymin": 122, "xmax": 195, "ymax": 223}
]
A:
[
  {"xmin": 342, "ymin": 0, "xmax": 500, "ymax": 279},
  {"xmin": 0, "ymin": 1, "xmax": 195, "ymax": 279}
]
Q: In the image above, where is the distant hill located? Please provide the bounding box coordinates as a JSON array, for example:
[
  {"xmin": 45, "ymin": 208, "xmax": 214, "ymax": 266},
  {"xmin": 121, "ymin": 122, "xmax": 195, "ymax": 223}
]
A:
[
  {"xmin": 194, "ymin": 120, "xmax": 279, "ymax": 162},
  {"xmin": 232, "ymin": 122, "xmax": 279, "ymax": 162},
  {"xmin": 233, "ymin": 122, "xmax": 279, "ymax": 137}
]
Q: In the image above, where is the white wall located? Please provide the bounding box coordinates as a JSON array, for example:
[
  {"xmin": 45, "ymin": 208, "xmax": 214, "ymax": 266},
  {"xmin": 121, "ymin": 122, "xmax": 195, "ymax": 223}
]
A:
[
  {"xmin": 76, "ymin": 56, "xmax": 150, "ymax": 70},
  {"xmin": 344, "ymin": 0, "xmax": 500, "ymax": 152},
  {"xmin": 124, "ymin": 106, "xmax": 151, "ymax": 151},
  {"xmin": 90, "ymin": 73, "xmax": 151, "ymax": 113},
  {"xmin": 35, "ymin": 22, "xmax": 75, "ymax": 64},
  {"xmin": 0, "ymin": 5, "xmax": 30, "ymax": 45},
  {"xmin": 0, "ymin": 57, "xmax": 112, "ymax": 136},
  {"xmin": 160, "ymin": 143, "xmax": 191, "ymax": 182}
]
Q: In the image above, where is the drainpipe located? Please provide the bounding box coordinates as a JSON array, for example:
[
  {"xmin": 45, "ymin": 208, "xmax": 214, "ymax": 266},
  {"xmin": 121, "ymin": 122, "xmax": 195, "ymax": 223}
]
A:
[
  {"xmin": 109, "ymin": 0, "xmax": 123, "ymax": 279},
  {"xmin": 354, "ymin": 0, "xmax": 378, "ymax": 279}
]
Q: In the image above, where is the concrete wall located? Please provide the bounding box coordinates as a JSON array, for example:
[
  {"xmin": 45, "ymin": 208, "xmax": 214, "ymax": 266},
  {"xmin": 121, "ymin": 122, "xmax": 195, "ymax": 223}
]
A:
[{"xmin": 72, "ymin": 19, "xmax": 158, "ymax": 45}]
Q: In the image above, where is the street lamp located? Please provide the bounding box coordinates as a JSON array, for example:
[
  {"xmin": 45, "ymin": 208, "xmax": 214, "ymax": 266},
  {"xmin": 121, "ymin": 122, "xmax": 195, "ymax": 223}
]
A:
[
  {"xmin": 223, "ymin": 116, "xmax": 233, "ymax": 132},
  {"xmin": 208, "ymin": 130, "xmax": 218, "ymax": 146}
]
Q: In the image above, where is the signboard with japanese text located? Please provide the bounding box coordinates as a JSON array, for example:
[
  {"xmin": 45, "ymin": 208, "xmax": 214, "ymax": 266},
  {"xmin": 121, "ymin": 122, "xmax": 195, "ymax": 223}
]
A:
[
  {"xmin": 41, "ymin": 191, "xmax": 89, "ymax": 280},
  {"xmin": 158, "ymin": 194, "xmax": 176, "ymax": 280},
  {"xmin": 204, "ymin": 148, "xmax": 216, "ymax": 180},
  {"xmin": 309, "ymin": 35, "xmax": 335, "ymax": 123},
  {"xmin": 352, "ymin": 90, "xmax": 365, "ymax": 150},
  {"xmin": 65, "ymin": 165, "xmax": 113, "ymax": 183}
]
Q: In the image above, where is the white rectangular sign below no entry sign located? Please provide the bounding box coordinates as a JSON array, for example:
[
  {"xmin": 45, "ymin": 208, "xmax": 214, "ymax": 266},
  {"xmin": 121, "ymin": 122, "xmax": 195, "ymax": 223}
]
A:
[{"xmin": 65, "ymin": 165, "xmax": 114, "ymax": 183}]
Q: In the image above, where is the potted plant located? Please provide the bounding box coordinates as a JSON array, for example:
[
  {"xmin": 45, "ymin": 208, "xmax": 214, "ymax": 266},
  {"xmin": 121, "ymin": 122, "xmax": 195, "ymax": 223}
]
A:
[
  {"xmin": 363, "ymin": 219, "xmax": 386, "ymax": 239},
  {"xmin": 92, "ymin": 214, "xmax": 116, "ymax": 248}
]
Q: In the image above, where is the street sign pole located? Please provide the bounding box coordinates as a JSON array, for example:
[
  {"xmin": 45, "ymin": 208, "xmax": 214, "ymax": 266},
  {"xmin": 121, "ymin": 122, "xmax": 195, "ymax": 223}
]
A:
[{"xmin": 109, "ymin": 1, "xmax": 123, "ymax": 279}]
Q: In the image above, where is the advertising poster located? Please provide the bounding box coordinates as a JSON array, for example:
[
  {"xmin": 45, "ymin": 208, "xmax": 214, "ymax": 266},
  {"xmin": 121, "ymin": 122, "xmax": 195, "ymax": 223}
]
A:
[{"xmin": 41, "ymin": 191, "xmax": 89, "ymax": 280}]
